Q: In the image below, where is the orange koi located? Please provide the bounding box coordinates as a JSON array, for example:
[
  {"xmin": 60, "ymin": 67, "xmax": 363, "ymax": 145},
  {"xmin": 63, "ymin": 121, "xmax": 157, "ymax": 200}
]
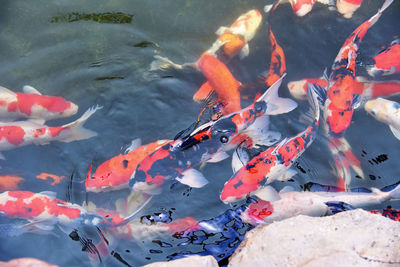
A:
[
  {"xmin": 36, "ymin": 173, "xmax": 65, "ymax": 186},
  {"xmin": 0, "ymin": 175, "xmax": 24, "ymax": 191},
  {"xmin": 196, "ymin": 54, "xmax": 242, "ymax": 114}
]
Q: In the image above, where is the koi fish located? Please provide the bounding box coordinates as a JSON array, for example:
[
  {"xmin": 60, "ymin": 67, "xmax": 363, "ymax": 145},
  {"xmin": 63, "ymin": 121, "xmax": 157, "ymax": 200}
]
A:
[
  {"xmin": 212, "ymin": 9, "xmax": 262, "ymax": 59},
  {"xmin": 0, "ymin": 85, "xmax": 78, "ymax": 122},
  {"xmin": 0, "ymin": 191, "xmax": 108, "ymax": 233},
  {"xmin": 220, "ymin": 84, "xmax": 319, "ymax": 203},
  {"xmin": 241, "ymin": 183, "xmax": 400, "ymax": 224},
  {"xmin": 367, "ymin": 39, "xmax": 400, "ymax": 77},
  {"xmin": 195, "ymin": 54, "xmax": 242, "ymax": 114},
  {"xmin": 0, "ymin": 105, "xmax": 101, "ymax": 158},
  {"xmin": 152, "ymin": 9, "xmax": 261, "ymax": 73},
  {"xmin": 263, "ymin": 26, "xmax": 287, "ymax": 88},
  {"xmin": 130, "ymin": 75, "xmax": 297, "ymax": 195},
  {"xmin": 86, "ymin": 139, "xmax": 172, "ymax": 193},
  {"xmin": 364, "ymin": 97, "xmax": 400, "ymax": 140},
  {"xmin": 288, "ymin": 77, "xmax": 400, "ymax": 101},
  {"xmin": 314, "ymin": 0, "xmax": 393, "ymax": 138},
  {"xmin": 0, "ymin": 175, "xmax": 24, "ymax": 191},
  {"xmin": 336, "ymin": 0, "xmax": 364, "ymax": 18},
  {"xmin": 36, "ymin": 173, "xmax": 65, "ymax": 186}
]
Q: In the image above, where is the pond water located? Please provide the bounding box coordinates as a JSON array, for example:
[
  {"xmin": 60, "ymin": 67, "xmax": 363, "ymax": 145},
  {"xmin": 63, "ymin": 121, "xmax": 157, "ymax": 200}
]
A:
[{"xmin": 0, "ymin": 0, "xmax": 399, "ymax": 266}]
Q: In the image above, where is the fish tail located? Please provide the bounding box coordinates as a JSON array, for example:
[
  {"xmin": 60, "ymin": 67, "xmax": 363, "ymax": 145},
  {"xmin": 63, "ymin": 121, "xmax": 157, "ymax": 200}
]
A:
[
  {"xmin": 60, "ymin": 105, "xmax": 102, "ymax": 143},
  {"xmin": 389, "ymin": 184, "xmax": 400, "ymax": 199},
  {"xmin": 368, "ymin": 0, "xmax": 393, "ymax": 26},
  {"xmin": 306, "ymin": 82, "xmax": 320, "ymax": 123}
]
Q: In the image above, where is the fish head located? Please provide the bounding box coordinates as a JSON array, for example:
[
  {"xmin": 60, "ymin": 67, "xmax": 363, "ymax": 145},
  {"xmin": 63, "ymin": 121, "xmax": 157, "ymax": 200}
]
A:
[
  {"xmin": 230, "ymin": 9, "xmax": 262, "ymax": 42},
  {"xmin": 86, "ymin": 153, "xmax": 138, "ymax": 193},
  {"xmin": 289, "ymin": 0, "xmax": 316, "ymax": 16},
  {"xmin": 288, "ymin": 80, "xmax": 308, "ymax": 100},
  {"xmin": 364, "ymin": 98, "xmax": 395, "ymax": 124}
]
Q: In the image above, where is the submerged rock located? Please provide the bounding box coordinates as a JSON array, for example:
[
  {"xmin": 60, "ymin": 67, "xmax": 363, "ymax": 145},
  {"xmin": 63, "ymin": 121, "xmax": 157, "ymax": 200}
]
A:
[
  {"xmin": 229, "ymin": 209, "xmax": 400, "ymax": 266},
  {"xmin": 142, "ymin": 255, "xmax": 218, "ymax": 267}
]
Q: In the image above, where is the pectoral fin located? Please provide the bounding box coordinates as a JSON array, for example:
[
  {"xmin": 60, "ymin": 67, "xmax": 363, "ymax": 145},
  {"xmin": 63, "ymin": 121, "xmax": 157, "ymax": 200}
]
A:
[
  {"xmin": 254, "ymin": 186, "xmax": 281, "ymax": 202},
  {"xmin": 176, "ymin": 169, "xmax": 208, "ymax": 188},
  {"xmin": 389, "ymin": 125, "xmax": 400, "ymax": 141},
  {"xmin": 239, "ymin": 44, "xmax": 249, "ymax": 59}
]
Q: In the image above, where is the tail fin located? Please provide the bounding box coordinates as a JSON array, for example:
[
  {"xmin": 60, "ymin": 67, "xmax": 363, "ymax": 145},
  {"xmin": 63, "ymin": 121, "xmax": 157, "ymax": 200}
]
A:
[
  {"xmin": 389, "ymin": 184, "xmax": 400, "ymax": 199},
  {"xmin": 368, "ymin": 0, "xmax": 393, "ymax": 26},
  {"xmin": 306, "ymin": 82, "xmax": 320, "ymax": 123},
  {"xmin": 256, "ymin": 73, "xmax": 298, "ymax": 115},
  {"xmin": 60, "ymin": 105, "xmax": 102, "ymax": 143}
]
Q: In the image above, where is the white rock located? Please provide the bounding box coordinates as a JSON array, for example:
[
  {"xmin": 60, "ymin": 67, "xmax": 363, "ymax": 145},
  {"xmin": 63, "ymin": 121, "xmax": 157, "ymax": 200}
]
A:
[
  {"xmin": 229, "ymin": 209, "xmax": 400, "ymax": 266},
  {"xmin": 142, "ymin": 255, "xmax": 218, "ymax": 267}
]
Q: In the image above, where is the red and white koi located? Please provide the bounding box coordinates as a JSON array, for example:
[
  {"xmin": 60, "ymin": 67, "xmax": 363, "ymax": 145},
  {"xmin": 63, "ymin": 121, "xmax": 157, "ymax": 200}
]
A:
[
  {"xmin": 288, "ymin": 77, "xmax": 400, "ymax": 102},
  {"xmin": 364, "ymin": 97, "xmax": 400, "ymax": 141},
  {"xmin": 367, "ymin": 39, "xmax": 400, "ymax": 77},
  {"xmin": 0, "ymin": 191, "xmax": 108, "ymax": 233},
  {"xmin": 220, "ymin": 85, "xmax": 319, "ymax": 203},
  {"xmin": 0, "ymin": 85, "xmax": 78, "ymax": 122},
  {"xmin": 241, "ymin": 183, "xmax": 400, "ymax": 224},
  {"xmin": 130, "ymin": 75, "xmax": 297, "ymax": 195},
  {"xmin": 314, "ymin": 0, "xmax": 393, "ymax": 138},
  {"xmin": 86, "ymin": 139, "xmax": 171, "ymax": 193},
  {"xmin": 0, "ymin": 105, "xmax": 101, "ymax": 158}
]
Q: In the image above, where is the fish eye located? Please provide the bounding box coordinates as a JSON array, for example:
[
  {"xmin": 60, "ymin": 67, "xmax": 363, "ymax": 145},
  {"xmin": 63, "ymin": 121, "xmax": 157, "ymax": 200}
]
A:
[
  {"xmin": 254, "ymin": 102, "xmax": 266, "ymax": 113},
  {"xmin": 371, "ymin": 109, "xmax": 376, "ymax": 115},
  {"xmin": 220, "ymin": 135, "xmax": 229, "ymax": 143}
]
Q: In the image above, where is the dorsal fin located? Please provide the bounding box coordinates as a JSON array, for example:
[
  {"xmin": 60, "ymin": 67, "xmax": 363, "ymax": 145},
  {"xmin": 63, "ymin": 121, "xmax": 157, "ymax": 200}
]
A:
[
  {"xmin": 124, "ymin": 138, "xmax": 142, "ymax": 154},
  {"xmin": 23, "ymin": 85, "xmax": 42, "ymax": 95}
]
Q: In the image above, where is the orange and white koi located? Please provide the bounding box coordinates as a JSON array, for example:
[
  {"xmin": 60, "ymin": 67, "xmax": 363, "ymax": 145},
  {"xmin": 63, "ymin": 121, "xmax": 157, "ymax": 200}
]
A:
[
  {"xmin": 0, "ymin": 105, "xmax": 101, "ymax": 158},
  {"xmin": 288, "ymin": 77, "xmax": 400, "ymax": 101},
  {"xmin": 212, "ymin": 9, "xmax": 262, "ymax": 59},
  {"xmin": 220, "ymin": 85, "xmax": 318, "ymax": 203},
  {"xmin": 314, "ymin": 0, "xmax": 393, "ymax": 138},
  {"xmin": 367, "ymin": 39, "xmax": 400, "ymax": 77},
  {"xmin": 86, "ymin": 139, "xmax": 171, "ymax": 193},
  {"xmin": 36, "ymin": 173, "xmax": 65, "ymax": 186},
  {"xmin": 0, "ymin": 175, "xmax": 24, "ymax": 192},
  {"xmin": 364, "ymin": 97, "xmax": 400, "ymax": 141},
  {"xmin": 130, "ymin": 75, "xmax": 297, "ymax": 195},
  {"xmin": 0, "ymin": 85, "xmax": 78, "ymax": 122},
  {"xmin": 336, "ymin": 0, "xmax": 364, "ymax": 18},
  {"xmin": 241, "ymin": 183, "xmax": 400, "ymax": 224}
]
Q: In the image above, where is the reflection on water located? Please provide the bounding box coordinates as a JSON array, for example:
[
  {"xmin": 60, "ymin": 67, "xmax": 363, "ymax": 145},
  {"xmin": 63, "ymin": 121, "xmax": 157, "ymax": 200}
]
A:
[{"xmin": 0, "ymin": 0, "xmax": 399, "ymax": 266}]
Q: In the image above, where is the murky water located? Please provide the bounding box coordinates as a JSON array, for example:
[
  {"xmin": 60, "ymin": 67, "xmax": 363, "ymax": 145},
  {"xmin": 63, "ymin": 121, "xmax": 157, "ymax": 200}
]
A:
[{"xmin": 0, "ymin": 0, "xmax": 399, "ymax": 266}]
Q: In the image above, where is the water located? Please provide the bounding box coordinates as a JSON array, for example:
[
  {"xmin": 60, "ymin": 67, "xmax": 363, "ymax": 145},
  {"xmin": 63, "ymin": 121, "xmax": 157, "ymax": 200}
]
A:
[{"xmin": 0, "ymin": 0, "xmax": 399, "ymax": 266}]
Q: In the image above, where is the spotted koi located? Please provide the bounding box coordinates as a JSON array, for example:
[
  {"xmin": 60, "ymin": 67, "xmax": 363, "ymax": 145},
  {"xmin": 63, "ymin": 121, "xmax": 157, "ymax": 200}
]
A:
[
  {"xmin": 220, "ymin": 85, "xmax": 319, "ymax": 203},
  {"xmin": 86, "ymin": 139, "xmax": 172, "ymax": 192},
  {"xmin": 130, "ymin": 75, "xmax": 297, "ymax": 195},
  {"xmin": 314, "ymin": 0, "xmax": 393, "ymax": 138}
]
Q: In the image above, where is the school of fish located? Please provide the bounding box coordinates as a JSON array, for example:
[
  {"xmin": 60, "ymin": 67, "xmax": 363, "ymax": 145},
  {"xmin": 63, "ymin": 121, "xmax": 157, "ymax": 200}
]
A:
[{"xmin": 1, "ymin": 0, "xmax": 399, "ymax": 265}]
